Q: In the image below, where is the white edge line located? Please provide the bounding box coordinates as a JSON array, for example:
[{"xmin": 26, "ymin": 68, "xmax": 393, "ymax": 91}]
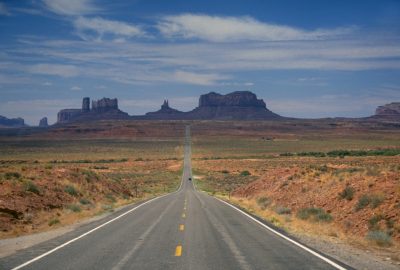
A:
[
  {"xmin": 214, "ymin": 197, "xmax": 347, "ymax": 270},
  {"xmin": 11, "ymin": 192, "xmax": 173, "ymax": 270}
]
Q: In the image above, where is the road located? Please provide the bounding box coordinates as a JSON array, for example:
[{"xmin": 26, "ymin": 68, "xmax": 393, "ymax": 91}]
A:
[{"xmin": 1, "ymin": 126, "xmax": 349, "ymax": 270}]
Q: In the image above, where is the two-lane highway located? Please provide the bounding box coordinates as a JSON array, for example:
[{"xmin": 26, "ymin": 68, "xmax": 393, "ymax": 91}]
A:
[{"xmin": 1, "ymin": 126, "xmax": 349, "ymax": 270}]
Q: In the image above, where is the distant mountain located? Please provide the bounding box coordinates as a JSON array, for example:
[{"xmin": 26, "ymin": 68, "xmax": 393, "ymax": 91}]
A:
[
  {"xmin": 0, "ymin": 115, "xmax": 26, "ymax": 128},
  {"xmin": 184, "ymin": 91, "xmax": 282, "ymax": 120},
  {"xmin": 372, "ymin": 102, "xmax": 400, "ymax": 120},
  {"xmin": 57, "ymin": 97, "xmax": 129, "ymax": 124}
]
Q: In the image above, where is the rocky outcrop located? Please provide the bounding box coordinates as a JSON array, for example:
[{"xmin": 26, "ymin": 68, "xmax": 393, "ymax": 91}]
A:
[
  {"xmin": 57, "ymin": 109, "xmax": 82, "ymax": 123},
  {"xmin": 145, "ymin": 100, "xmax": 183, "ymax": 119},
  {"xmin": 186, "ymin": 91, "xmax": 281, "ymax": 120},
  {"xmin": 39, "ymin": 117, "xmax": 48, "ymax": 127},
  {"xmin": 0, "ymin": 115, "xmax": 25, "ymax": 128},
  {"xmin": 57, "ymin": 97, "xmax": 128, "ymax": 124},
  {"xmin": 375, "ymin": 102, "xmax": 400, "ymax": 116},
  {"xmin": 92, "ymin": 98, "xmax": 118, "ymax": 113}
]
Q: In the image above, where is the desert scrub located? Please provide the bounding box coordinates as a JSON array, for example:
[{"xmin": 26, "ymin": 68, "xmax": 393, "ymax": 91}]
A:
[
  {"xmin": 64, "ymin": 185, "xmax": 79, "ymax": 197},
  {"xmin": 338, "ymin": 186, "xmax": 355, "ymax": 201},
  {"xmin": 297, "ymin": 207, "xmax": 333, "ymax": 222},
  {"xmin": 24, "ymin": 181, "xmax": 40, "ymax": 194},
  {"xmin": 367, "ymin": 230, "xmax": 392, "ymax": 247},
  {"xmin": 256, "ymin": 196, "xmax": 271, "ymax": 210},
  {"xmin": 48, "ymin": 218, "xmax": 60, "ymax": 226},
  {"xmin": 240, "ymin": 170, "xmax": 251, "ymax": 176},
  {"xmin": 66, "ymin": 204, "xmax": 81, "ymax": 213},
  {"xmin": 105, "ymin": 193, "xmax": 116, "ymax": 203},
  {"xmin": 79, "ymin": 198, "xmax": 91, "ymax": 205},
  {"xmin": 4, "ymin": 172, "xmax": 21, "ymax": 180},
  {"xmin": 275, "ymin": 206, "xmax": 291, "ymax": 215},
  {"xmin": 82, "ymin": 170, "xmax": 99, "ymax": 182},
  {"xmin": 356, "ymin": 194, "xmax": 385, "ymax": 211}
]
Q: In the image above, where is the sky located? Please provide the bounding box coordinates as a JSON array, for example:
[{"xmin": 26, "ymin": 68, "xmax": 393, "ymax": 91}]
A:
[{"xmin": 0, "ymin": 0, "xmax": 400, "ymax": 125}]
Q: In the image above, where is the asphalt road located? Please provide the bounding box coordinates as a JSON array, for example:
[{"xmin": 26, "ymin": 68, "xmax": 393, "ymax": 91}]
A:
[{"xmin": 1, "ymin": 126, "xmax": 349, "ymax": 270}]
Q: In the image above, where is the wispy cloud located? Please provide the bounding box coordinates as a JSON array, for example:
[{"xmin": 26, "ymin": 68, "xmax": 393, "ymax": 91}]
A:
[
  {"xmin": 70, "ymin": 85, "xmax": 82, "ymax": 90},
  {"xmin": 73, "ymin": 16, "xmax": 144, "ymax": 41},
  {"xmin": 158, "ymin": 14, "xmax": 356, "ymax": 42},
  {"xmin": 29, "ymin": 63, "xmax": 80, "ymax": 77},
  {"xmin": 43, "ymin": 0, "xmax": 99, "ymax": 16},
  {"xmin": 0, "ymin": 2, "xmax": 11, "ymax": 16},
  {"xmin": 173, "ymin": 70, "xmax": 228, "ymax": 85}
]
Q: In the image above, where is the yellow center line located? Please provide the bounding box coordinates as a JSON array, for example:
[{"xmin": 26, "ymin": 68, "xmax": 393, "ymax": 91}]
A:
[
  {"xmin": 179, "ymin": 224, "xmax": 184, "ymax": 231},
  {"xmin": 175, "ymin": 245, "xmax": 182, "ymax": 256},
  {"xmin": 182, "ymin": 213, "xmax": 186, "ymax": 218}
]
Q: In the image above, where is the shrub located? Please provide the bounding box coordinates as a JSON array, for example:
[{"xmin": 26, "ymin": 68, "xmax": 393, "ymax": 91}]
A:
[
  {"xmin": 79, "ymin": 198, "xmax": 91, "ymax": 205},
  {"xmin": 64, "ymin": 185, "xmax": 78, "ymax": 196},
  {"xmin": 368, "ymin": 214, "xmax": 384, "ymax": 230},
  {"xmin": 297, "ymin": 207, "xmax": 332, "ymax": 222},
  {"xmin": 5, "ymin": 172, "xmax": 21, "ymax": 180},
  {"xmin": 67, "ymin": 204, "xmax": 81, "ymax": 212},
  {"xmin": 367, "ymin": 231, "xmax": 392, "ymax": 247},
  {"xmin": 240, "ymin": 170, "xmax": 251, "ymax": 176},
  {"xmin": 48, "ymin": 218, "xmax": 60, "ymax": 226},
  {"xmin": 256, "ymin": 196, "xmax": 271, "ymax": 210},
  {"xmin": 24, "ymin": 181, "xmax": 40, "ymax": 194},
  {"xmin": 370, "ymin": 194, "xmax": 385, "ymax": 208},
  {"xmin": 275, "ymin": 206, "xmax": 291, "ymax": 215},
  {"xmin": 221, "ymin": 170, "xmax": 230, "ymax": 174},
  {"xmin": 105, "ymin": 193, "xmax": 116, "ymax": 203},
  {"xmin": 355, "ymin": 195, "xmax": 370, "ymax": 211},
  {"xmin": 356, "ymin": 194, "xmax": 385, "ymax": 211},
  {"xmin": 339, "ymin": 186, "xmax": 355, "ymax": 201}
]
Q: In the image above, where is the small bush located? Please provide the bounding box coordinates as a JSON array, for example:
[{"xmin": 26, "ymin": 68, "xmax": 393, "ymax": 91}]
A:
[
  {"xmin": 297, "ymin": 207, "xmax": 332, "ymax": 222},
  {"xmin": 48, "ymin": 218, "xmax": 60, "ymax": 226},
  {"xmin": 367, "ymin": 231, "xmax": 392, "ymax": 247},
  {"xmin": 355, "ymin": 195, "xmax": 370, "ymax": 211},
  {"xmin": 79, "ymin": 198, "xmax": 91, "ymax": 205},
  {"xmin": 67, "ymin": 204, "xmax": 81, "ymax": 212},
  {"xmin": 240, "ymin": 170, "xmax": 251, "ymax": 176},
  {"xmin": 339, "ymin": 186, "xmax": 355, "ymax": 201},
  {"xmin": 368, "ymin": 214, "xmax": 384, "ymax": 230},
  {"xmin": 221, "ymin": 170, "xmax": 229, "ymax": 174},
  {"xmin": 275, "ymin": 206, "xmax": 291, "ymax": 215},
  {"xmin": 24, "ymin": 181, "xmax": 40, "ymax": 194},
  {"xmin": 5, "ymin": 172, "xmax": 21, "ymax": 180},
  {"xmin": 256, "ymin": 196, "xmax": 271, "ymax": 210},
  {"xmin": 105, "ymin": 193, "xmax": 116, "ymax": 203},
  {"xmin": 370, "ymin": 194, "xmax": 385, "ymax": 208},
  {"xmin": 356, "ymin": 194, "xmax": 385, "ymax": 211},
  {"xmin": 64, "ymin": 185, "xmax": 78, "ymax": 196}
]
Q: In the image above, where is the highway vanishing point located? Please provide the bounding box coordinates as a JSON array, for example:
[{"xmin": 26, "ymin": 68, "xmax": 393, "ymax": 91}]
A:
[{"xmin": 0, "ymin": 126, "xmax": 350, "ymax": 270}]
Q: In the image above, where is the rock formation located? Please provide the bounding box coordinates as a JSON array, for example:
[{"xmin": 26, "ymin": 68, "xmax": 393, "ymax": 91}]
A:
[
  {"xmin": 186, "ymin": 91, "xmax": 281, "ymax": 120},
  {"xmin": 375, "ymin": 102, "xmax": 400, "ymax": 116},
  {"xmin": 92, "ymin": 98, "xmax": 118, "ymax": 113},
  {"xmin": 145, "ymin": 100, "xmax": 183, "ymax": 119},
  {"xmin": 57, "ymin": 97, "xmax": 128, "ymax": 124},
  {"xmin": 39, "ymin": 117, "xmax": 48, "ymax": 127},
  {"xmin": 0, "ymin": 115, "xmax": 25, "ymax": 127}
]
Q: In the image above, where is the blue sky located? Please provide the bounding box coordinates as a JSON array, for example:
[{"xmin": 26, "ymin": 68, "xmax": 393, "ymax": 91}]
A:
[{"xmin": 0, "ymin": 0, "xmax": 400, "ymax": 124}]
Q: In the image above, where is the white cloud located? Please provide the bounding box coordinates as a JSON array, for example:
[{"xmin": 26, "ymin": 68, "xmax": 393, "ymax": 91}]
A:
[
  {"xmin": 43, "ymin": 81, "xmax": 53, "ymax": 86},
  {"xmin": 43, "ymin": 0, "xmax": 98, "ymax": 16},
  {"xmin": 0, "ymin": 3, "xmax": 10, "ymax": 16},
  {"xmin": 173, "ymin": 70, "xmax": 228, "ymax": 85},
  {"xmin": 70, "ymin": 86, "xmax": 81, "ymax": 90},
  {"xmin": 73, "ymin": 17, "xmax": 144, "ymax": 41},
  {"xmin": 158, "ymin": 14, "xmax": 355, "ymax": 42},
  {"xmin": 29, "ymin": 64, "xmax": 80, "ymax": 77}
]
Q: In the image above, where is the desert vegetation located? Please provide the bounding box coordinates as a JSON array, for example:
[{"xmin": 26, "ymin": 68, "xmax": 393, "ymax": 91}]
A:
[
  {"xmin": 0, "ymin": 135, "xmax": 183, "ymax": 238},
  {"xmin": 192, "ymin": 124, "xmax": 400, "ymax": 255}
]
